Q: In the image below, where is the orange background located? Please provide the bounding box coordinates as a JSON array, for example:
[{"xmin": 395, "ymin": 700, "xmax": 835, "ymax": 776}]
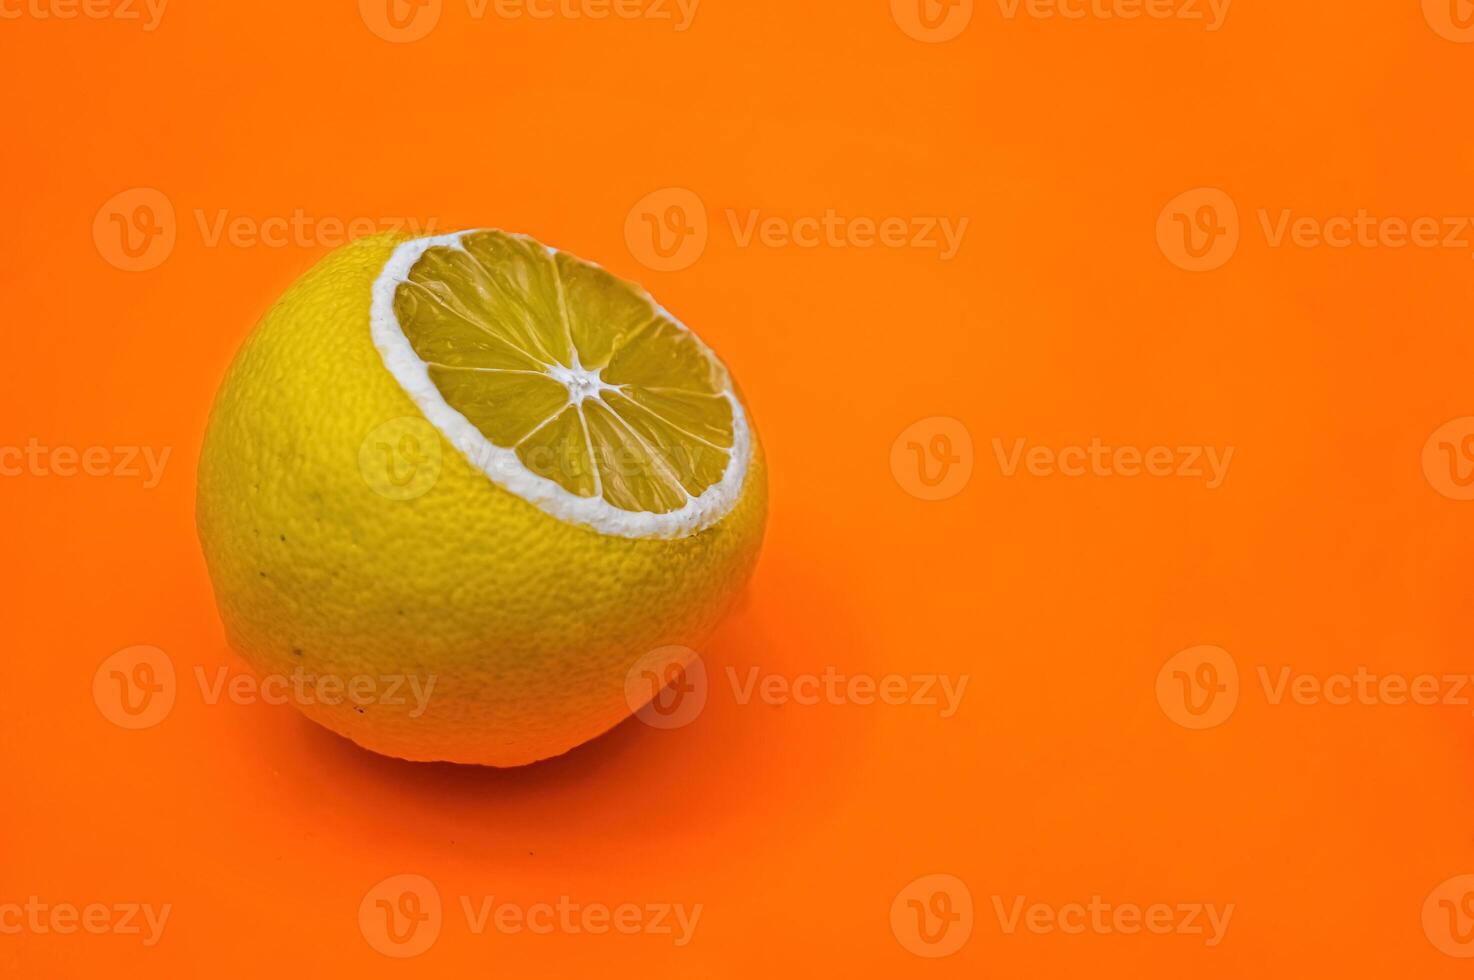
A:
[{"xmin": 5, "ymin": 0, "xmax": 1474, "ymax": 975}]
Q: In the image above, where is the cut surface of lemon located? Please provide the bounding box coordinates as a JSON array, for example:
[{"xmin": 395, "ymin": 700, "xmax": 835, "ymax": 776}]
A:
[{"xmin": 370, "ymin": 230, "xmax": 749, "ymax": 538}]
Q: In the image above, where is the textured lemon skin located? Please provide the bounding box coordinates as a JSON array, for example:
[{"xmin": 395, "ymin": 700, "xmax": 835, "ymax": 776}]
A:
[{"xmin": 196, "ymin": 233, "xmax": 766, "ymax": 766}]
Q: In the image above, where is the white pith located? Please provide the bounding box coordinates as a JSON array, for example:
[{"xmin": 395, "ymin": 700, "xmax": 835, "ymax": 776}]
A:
[{"xmin": 369, "ymin": 230, "xmax": 751, "ymax": 540}]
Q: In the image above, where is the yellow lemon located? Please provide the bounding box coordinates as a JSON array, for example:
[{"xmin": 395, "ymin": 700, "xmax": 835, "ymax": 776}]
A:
[{"xmin": 197, "ymin": 230, "xmax": 766, "ymax": 766}]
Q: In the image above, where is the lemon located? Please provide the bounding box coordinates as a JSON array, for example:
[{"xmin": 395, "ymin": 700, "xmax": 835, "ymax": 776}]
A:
[{"xmin": 196, "ymin": 230, "xmax": 766, "ymax": 766}]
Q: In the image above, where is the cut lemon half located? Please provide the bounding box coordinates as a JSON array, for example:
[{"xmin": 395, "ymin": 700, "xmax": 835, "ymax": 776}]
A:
[{"xmin": 370, "ymin": 229, "xmax": 750, "ymax": 539}]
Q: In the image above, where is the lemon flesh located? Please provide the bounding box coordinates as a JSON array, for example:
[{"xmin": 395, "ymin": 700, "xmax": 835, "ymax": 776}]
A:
[
  {"xmin": 372, "ymin": 230, "xmax": 750, "ymax": 538},
  {"xmin": 196, "ymin": 231, "xmax": 766, "ymax": 766},
  {"xmin": 396, "ymin": 231, "xmax": 732, "ymax": 509}
]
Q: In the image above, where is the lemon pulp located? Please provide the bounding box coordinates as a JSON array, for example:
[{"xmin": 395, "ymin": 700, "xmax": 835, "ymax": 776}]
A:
[{"xmin": 374, "ymin": 230, "xmax": 743, "ymax": 531}]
